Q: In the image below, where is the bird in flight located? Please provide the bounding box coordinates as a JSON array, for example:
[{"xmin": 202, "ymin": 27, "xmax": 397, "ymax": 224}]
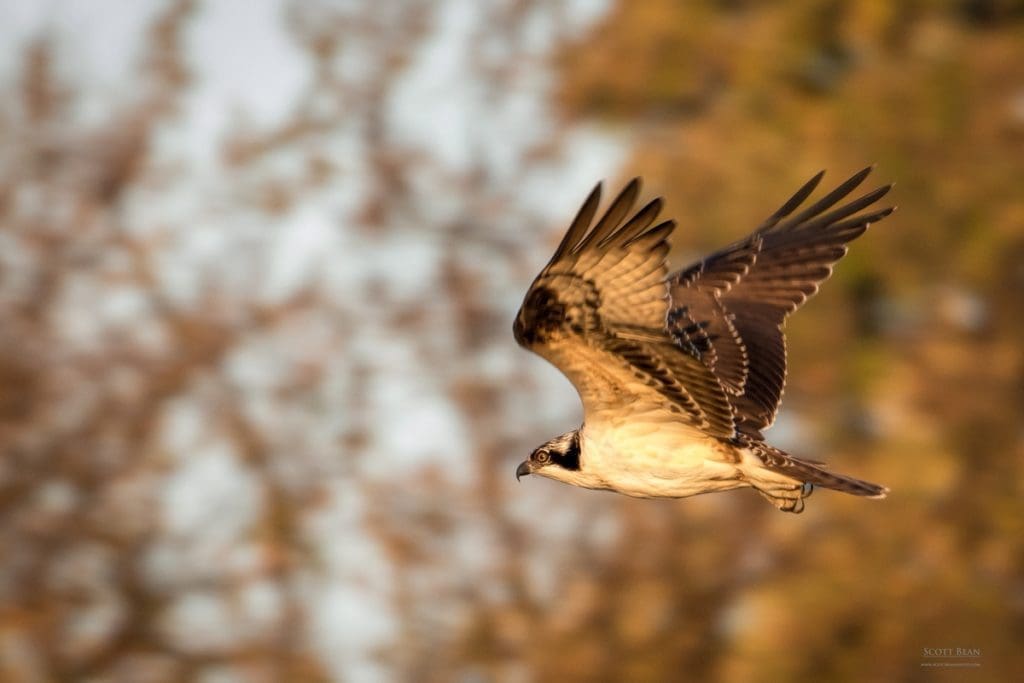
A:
[{"xmin": 513, "ymin": 167, "xmax": 893, "ymax": 512}]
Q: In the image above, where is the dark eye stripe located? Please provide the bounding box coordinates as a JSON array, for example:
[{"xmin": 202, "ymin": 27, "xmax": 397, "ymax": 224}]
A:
[{"xmin": 550, "ymin": 435, "xmax": 581, "ymax": 471}]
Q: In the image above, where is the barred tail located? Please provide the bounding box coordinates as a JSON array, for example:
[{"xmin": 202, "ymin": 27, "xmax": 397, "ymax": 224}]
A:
[{"xmin": 753, "ymin": 442, "xmax": 888, "ymax": 499}]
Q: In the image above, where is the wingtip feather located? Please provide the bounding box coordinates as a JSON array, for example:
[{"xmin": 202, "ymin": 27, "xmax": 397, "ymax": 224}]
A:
[
  {"xmin": 625, "ymin": 219, "xmax": 675, "ymax": 248},
  {"xmin": 574, "ymin": 177, "xmax": 642, "ymax": 252},
  {"xmin": 604, "ymin": 196, "xmax": 664, "ymax": 247},
  {"xmin": 553, "ymin": 181, "xmax": 603, "ymax": 258}
]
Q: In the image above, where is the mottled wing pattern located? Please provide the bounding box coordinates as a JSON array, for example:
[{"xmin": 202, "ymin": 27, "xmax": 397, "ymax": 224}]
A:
[
  {"xmin": 515, "ymin": 180, "xmax": 735, "ymax": 438},
  {"xmin": 669, "ymin": 167, "xmax": 894, "ymax": 436}
]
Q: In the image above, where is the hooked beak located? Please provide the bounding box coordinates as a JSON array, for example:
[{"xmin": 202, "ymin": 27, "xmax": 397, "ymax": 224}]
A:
[{"xmin": 515, "ymin": 460, "xmax": 532, "ymax": 481}]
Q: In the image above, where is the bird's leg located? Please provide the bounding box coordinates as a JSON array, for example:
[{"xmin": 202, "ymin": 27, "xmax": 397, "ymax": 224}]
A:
[{"xmin": 754, "ymin": 483, "xmax": 808, "ymax": 514}]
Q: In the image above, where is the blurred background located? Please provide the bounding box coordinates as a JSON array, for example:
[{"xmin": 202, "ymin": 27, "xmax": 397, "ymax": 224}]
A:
[{"xmin": 0, "ymin": 1, "xmax": 1022, "ymax": 681}]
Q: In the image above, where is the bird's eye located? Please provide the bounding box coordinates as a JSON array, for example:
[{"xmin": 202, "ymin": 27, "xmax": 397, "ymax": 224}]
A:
[{"xmin": 533, "ymin": 449, "xmax": 551, "ymax": 464}]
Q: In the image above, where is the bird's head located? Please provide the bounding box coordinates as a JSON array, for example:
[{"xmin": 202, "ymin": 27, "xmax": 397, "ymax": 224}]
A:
[{"xmin": 516, "ymin": 430, "xmax": 582, "ymax": 483}]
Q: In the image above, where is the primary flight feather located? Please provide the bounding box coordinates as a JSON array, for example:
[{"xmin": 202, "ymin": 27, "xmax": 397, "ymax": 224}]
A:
[{"xmin": 514, "ymin": 168, "xmax": 894, "ymax": 512}]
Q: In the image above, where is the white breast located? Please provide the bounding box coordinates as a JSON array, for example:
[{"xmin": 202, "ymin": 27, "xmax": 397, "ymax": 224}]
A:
[{"xmin": 580, "ymin": 414, "xmax": 746, "ymax": 498}]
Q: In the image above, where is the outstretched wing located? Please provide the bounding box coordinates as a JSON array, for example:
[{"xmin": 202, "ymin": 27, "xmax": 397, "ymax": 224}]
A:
[
  {"xmin": 515, "ymin": 179, "xmax": 735, "ymax": 438},
  {"xmin": 668, "ymin": 167, "xmax": 895, "ymax": 436}
]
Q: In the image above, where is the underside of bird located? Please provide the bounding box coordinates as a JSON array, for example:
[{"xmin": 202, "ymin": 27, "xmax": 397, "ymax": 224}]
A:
[{"xmin": 514, "ymin": 167, "xmax": 895, "ymax": 513}]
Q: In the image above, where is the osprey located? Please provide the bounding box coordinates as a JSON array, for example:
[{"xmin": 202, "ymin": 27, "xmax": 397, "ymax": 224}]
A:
[{"xmin": 514, "ymin": 167, "xmax": 893, "ymax": 512}]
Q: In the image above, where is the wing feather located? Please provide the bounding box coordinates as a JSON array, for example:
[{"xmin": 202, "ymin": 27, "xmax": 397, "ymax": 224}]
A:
[
  {"xmin": 754, "ymin": 170, "xmax": 825, "ymax": 232},
  {"xmin": 669, "ymin": 167, "xmax": 895, "ymax": 435},
  {"xmin": 770, "ymin": 166, "xmax": 874, "ymax": 233},
  {"xmin": 575, "ymin": 178, "xmax": 640, "ymax": 252},
  {"xmin": 552, "ymin": 182, "xmax": 602, "ymax": 260},
  {"xmin": 515, "ymin": 179, "xmax": 736, "ymax": 438},
  {"xmin": 603, "ymin": 198, "xmax": 663, "ymax": 247}
]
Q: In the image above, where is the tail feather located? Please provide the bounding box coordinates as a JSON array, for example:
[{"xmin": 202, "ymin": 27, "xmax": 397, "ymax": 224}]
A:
[{"xmin": 753, "ymin": 442, "xmax": 888, "ymax": 499}]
